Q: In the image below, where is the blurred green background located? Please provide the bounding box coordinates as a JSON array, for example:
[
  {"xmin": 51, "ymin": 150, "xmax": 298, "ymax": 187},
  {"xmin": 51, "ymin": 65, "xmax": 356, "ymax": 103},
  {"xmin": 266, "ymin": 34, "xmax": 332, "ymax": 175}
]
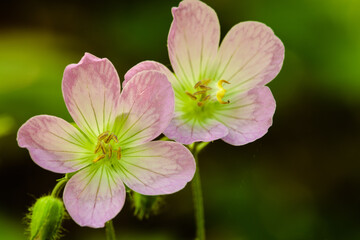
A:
[{"xmin": 1, "ymin": 0, "xmax": 359, "ymax": 239}]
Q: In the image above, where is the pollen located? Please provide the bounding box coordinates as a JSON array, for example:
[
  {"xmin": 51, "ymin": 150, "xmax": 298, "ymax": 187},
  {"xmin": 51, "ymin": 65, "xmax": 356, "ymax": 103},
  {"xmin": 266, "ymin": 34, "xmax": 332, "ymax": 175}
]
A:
[
  {"xmin": 117, "ymin": 147, "xmax": 122, "ymax": 160},
  {"xmin": 216, "ymin": 80, "xmax": 230, "ymax": 104},
  {"xmin": 93, "ymin": 154, "xmax": 105, "ymax": 163}
]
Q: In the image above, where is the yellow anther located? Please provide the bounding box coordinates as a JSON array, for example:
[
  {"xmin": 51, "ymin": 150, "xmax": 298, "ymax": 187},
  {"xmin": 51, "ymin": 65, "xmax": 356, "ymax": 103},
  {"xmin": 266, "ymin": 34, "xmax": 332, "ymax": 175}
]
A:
[
  {"xmin": 117, "ymin": 147, "xmax": 122, "ymax": 160},
  {"xmin": 186, "ymin": 91, "xmax": 197, "ymax": 100},
  {"xmin": 94, "ymin": 141, "xmax": 101, "ymax": 154},
  {"xmin": 194, "ymin": 81, "xmax": 202, "ymax": 89},
  {"xmin": 203, "ymin": 95, "xmax": 211, "ymax": 101},
  {"xmin": 202, "ymin": 79, "xmax": 211, "ymax": 85},
  {"xmin": 216, "ymin": 80, "xmax": 230, "ymax": 104},
  {"xmin": 199, "ymin": 85, "xmax": 212, "ymax": 90},
  {"xmin": 194, "ymin": 90, "xmax": 207, "ymax": 95},
  {"xmin": 108, "ymin": 145, "xmax": 112, "ymax": 158},
  {"xmin": 98, "ymin": 131, "xmax": 110, "ymax": 140},
  {"xmin": 197, "ymin": 102, "xmax": 204, "ymax": 107},
  {"xmin": 112, "ymin": 134, "xmax": 118, "ymax": 143},
  {"xmin": 100, "ymin": 141, "xmax": 106, "ymax": 154},
  {"xmin": 93, "ymin": 154, "xmax": 105, "ymax": 163},
  {"xmin": 104, "ymin": 133, "xmax": 113, "ymax": 144}
]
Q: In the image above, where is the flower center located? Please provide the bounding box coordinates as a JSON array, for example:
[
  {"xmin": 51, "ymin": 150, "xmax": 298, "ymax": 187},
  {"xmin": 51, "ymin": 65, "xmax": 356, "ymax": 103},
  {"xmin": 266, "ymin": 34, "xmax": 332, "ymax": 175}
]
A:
[
  {"xmin": 92, "ymin": 131, "xmax": 121, "ymax": 163},
  {"xmin": 185, "ymin": 79, "xmax": 230, "ymax": 106}
]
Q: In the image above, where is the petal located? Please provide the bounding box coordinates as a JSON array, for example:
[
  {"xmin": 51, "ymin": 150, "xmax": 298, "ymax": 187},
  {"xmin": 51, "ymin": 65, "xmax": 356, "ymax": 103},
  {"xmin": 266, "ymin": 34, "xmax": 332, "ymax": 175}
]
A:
[
  {"xmin": 163, "ymin": 114, "xmax": 228, "ymax": 145},
  {"xmin": 63, "ymin": 164, "xmax": 126, "ymax": 228},
  {"xmin": 114, "ymin": 71, "xmax": 174, "ymax": 147},
  {"xmin": 168, "ymin": 0, "xmax": 220, "ymax": 87},
  {"xmin": 119, "ymin": 141, "xmax": 195, "ymax": 195},
  {"xmin": 17, "ymin": 115, "xmax": 92, "ymax": 173},
  {"xmin": 215, "ymin": 87, "xmax": 276, "ymax": 146},
  {"xmin": 62, "ymin": 53, "xmax": 121, "ymax": 139},
  {"xmin": 215, "ymin": 21, "xmax": 284, "ymax": 93},
  {"xmin": 123, "ymin": 61, "xmax": 177, "ymax": 87}
]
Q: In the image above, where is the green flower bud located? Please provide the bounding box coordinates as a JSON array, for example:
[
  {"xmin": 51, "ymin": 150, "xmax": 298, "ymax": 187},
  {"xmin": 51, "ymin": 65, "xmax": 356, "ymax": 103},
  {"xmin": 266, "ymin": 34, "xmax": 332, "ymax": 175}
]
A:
[
  {"xmin": 27, "ymin": 195, "xmax": 65, "ymax": 240},
  {"xmin": 131, "ymin": 191, "xmax": 163, "ymax": 220}
]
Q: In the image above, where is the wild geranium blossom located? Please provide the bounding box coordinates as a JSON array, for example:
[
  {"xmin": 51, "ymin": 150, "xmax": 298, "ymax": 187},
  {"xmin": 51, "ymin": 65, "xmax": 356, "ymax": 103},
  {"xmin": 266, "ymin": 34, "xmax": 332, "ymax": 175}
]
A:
[
  {"xmin": 17, "ymin": 53, "xmax": 195, "ymax": 228},
  {"xmin": 124, "ymin": 0, "xmax": 284, "ymax": 145}
]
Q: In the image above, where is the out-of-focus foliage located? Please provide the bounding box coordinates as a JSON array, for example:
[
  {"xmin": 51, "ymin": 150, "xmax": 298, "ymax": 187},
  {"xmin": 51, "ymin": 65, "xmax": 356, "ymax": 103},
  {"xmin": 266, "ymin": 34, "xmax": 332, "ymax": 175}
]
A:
[{"xmin": 0, "ymin": 0, "xmax": 359, "ymax": 239}]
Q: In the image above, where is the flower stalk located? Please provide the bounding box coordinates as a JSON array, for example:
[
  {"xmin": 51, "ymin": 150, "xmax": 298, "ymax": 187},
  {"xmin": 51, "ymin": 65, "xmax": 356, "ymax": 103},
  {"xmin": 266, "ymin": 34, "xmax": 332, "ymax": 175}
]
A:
[
  {"xmin": 105, "ymin": 220, "xmax": 116, "ymax": 240},
  {"xmin": 189, "ymin": 142, "xmax": 209, "ymax": 240}
]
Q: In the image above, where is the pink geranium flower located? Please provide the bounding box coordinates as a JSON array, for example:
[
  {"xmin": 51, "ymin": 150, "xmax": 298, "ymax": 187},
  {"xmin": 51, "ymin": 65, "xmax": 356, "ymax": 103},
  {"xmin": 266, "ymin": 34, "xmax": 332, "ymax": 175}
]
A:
[
  {"xmin": 124, "ymin": 0, "xmax": 284, "ymax": 145},
  {"xmin": 17, "ymin": 53, "xmax": 195, "ymax": 228}
]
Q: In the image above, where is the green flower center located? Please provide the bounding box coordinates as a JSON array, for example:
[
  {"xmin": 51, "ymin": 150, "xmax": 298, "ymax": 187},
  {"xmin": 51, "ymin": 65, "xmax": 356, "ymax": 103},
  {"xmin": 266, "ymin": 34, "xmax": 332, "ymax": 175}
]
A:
[{"xmin": 92, "ymin": 131, "xmax": 121, "ymax": 163}]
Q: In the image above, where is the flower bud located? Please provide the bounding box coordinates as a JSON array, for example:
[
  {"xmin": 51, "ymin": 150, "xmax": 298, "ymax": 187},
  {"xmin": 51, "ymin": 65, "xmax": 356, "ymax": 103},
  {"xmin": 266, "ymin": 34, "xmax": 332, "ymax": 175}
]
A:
[
  {"xmin": 131, "ymin": 191, "xmax": 163, "ymax": 220},
  {"xmin": 27, "ymin": 195, "xmax": 65, "ymax": 240}
]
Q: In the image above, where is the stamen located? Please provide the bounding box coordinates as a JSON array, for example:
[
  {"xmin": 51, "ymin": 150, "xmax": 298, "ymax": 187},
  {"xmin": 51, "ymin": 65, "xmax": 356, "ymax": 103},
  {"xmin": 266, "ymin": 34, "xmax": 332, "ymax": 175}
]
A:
[
  {"xmin": 194, "ymin": 81, "xmax": 202, "ymax": 89},
  {"xmin": 202, "ymin": 79, "xmax": 211, "ymax": 85},
  {"xmin": 112, "ymin": 134, "xmax": 118, "ymax": 143},
  {"xmin": 94, "ymin": 141, "xmax": 101, "ymax": 154},
  {"xmin": 100, "ymin": 141, "xmax": 106, "ymax": 154},
  {"xmin": 186, "ymin": 91, "xmax": 197, "ymax": 100},
  {"xmin": 194, "ymin": 90, "xmax": 207, "ymax": 95},
  {"xmin": 216, "ymin": 80, "xmax": 230, "ymax": 104},
  {"xmin": 117, "ymin": 147, "xmax": 122, "ymax": 160},
  {"xmin": 98, "ymin": 131, "xmax": 110, "ymax": 141},
  {"xmin": 93, "ymin": 154, "xmax": 105, "ymax": 163},
  {"xmin": 104, "ymin": 133, "xmax": 113, "ymax": 144},
  {"xmin": 108, "ymin": 145, "xmax": 112, "ymax": 158},
  {"xmin": 203, "ymin": 95, "xmax": 211, "ymax": 101},
  {"xmin": 199, "ymin": 85, "xmax": 212, "ymax": 90},
  {"xmin": 197, "ymin": 102, "xmax": 204, "ymax": 107}
]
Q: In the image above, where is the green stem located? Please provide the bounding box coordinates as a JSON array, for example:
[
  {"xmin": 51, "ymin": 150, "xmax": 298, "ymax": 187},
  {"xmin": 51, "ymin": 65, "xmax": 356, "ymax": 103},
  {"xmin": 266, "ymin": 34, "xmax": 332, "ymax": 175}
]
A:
[
  {"xmin": 51, "ymin": 178, "xmax": 68, "ymax": 198},
  {"xmin": 105, "ymin": 220, "xmax": 116, "ymax": 240},
  {"xmin": 190, "ymin": 142, "xmax": 209, "ymax": 240}
]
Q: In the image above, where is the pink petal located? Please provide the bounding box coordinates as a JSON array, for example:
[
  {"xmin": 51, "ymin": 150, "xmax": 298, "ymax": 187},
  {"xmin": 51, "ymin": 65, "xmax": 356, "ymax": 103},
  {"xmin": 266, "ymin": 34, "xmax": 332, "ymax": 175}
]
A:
[
  {"xmin": 63, "ymin": 164, "xmax": 126, "ymax": 228},
  {"xmin": 163, "ymin": 115, "xmax": 228, "ymax": 145},
  {"xmin": 115, "ymin": 71, "xmax": 174, "ymax": 147},
  {"xmin": 216, "ymin": 87, "xmax": 276, "ymax": 146},
  {"xmin": 62, "ymin": 53, "xmax": 121, "ymax": 139},
  {"xmin": 123, "ymin": 61, "xmax": 177, "ymax": 87},
  {"xmin": 168, "ymin": 0, "xmax": 220, "ymax": 86},
  {"xmin": 215, "ymin": 21, "xmax": 284, "ymax": 92},
  {"xmin": 17, "ymin": 115, "xmax": 92, "ymax": 173},
  {"xmin": 120, "ymin": 141, "xmax": 195, "ymax": 195}
]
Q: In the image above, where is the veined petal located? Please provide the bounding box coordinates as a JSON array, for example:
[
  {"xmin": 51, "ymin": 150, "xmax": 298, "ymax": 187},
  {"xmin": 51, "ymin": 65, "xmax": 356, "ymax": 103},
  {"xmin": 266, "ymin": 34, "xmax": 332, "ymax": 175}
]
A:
[
  {"xmin": 215, "ymin": 21, "xmax": 284, "ymax": 94},
  {"xmin": 119, "ymin": 141, "xmax": 195, "ymax": 195},
  {"xmin": 114, "ymin": 71, "xmax": 174, "ymax": 147},
  {"xmin": 168, "ymin": 0, "xmax": 220, "ymax": 88},
  {"xmin": 17, "ymin": 115, "xmax": 92, "ymax": 173},
  {"xmin": 215, "ymin": 87, "xmax": 276, "ymax": 146},
  {"xmin": 163, "ymin": 113, "xmax": 228, "ymax": 145},
  {"xmin": 63, "ymin": 164, "xmax": 126, "ymax": 228},
  {"xmin": 123, "ymin": 61, "xmax": 177, "ymax": 87},
  {"xmin": 62, "ymin": 53, "xmax": 121, "ymax": 139}
]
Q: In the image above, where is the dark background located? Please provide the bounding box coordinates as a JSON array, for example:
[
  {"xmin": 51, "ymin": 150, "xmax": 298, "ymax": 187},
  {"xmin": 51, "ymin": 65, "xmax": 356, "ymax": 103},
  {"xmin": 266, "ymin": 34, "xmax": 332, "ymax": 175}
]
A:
[{"xmin": 0, "ymin": 0, "xmax": 359, "ymax": 239}]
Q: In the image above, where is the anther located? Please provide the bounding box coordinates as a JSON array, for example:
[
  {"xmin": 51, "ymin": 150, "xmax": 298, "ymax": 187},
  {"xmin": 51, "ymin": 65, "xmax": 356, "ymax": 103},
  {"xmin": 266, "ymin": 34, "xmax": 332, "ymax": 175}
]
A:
[
  {"xmin": 93, "ymin": 154, "xmax": 105, "ymax": 163},
  {"xmin": 202, "ymin": 79, "xmax": 211, "ymax": 85},
  {"xmin": 203, "ymin": 95, "xmax": 211, "ymax": 101},
  {"xmin": 98, "ymin": 131, "xmax": 110, "ymax": 141},
  {"xmin": 194, "ymin": 90, "xmax": 207, "ymax": 95},
  {"xmin": 199, "ymin": 85, "xmax": 212, "ymax": 90},
  {"xmin": 108, "ymin": 145, "xmax": 112, "ymax": 158},
  {"xmin": 197, "ymin": 102, "xmax": 204, "ymax": 107},
  {"xmin": 216, "ymin": 80, "xmax": 230, "ymax": 104},
  {"xmin": 104, "ymin": 133, "xmax": 113, "ymax": 144},
  {"xmin": 194, "ymin": 81, "xmax": 202, "ymax": 89},
  {"xmin": 94, "ymin": 141, "xmax": 101, "ymax": 154},
  {"xmin": 186, "ymin": 91, "xmax": 197, "ymax": 100},
  {"xmin": 117, "ymin": 147, "xmax": 122, "ymax": 160},
  {"xmin": 112, "ymin": 134, "xmax": 118, "ymax": 143},
  {"xmin": 100, "ymin": 141, "xmax": 106, "ymax": 154}
]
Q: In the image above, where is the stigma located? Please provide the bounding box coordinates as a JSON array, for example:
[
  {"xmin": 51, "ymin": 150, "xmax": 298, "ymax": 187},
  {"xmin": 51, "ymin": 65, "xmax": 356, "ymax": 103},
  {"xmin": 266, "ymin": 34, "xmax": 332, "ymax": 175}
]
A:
[
  {"xmin": 93, "ymin": 131, "xmax": 122, "ymax": 163},
  {"xmin": 216, "ymin": 80, "xmax": 230, "ymax": 104}
]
